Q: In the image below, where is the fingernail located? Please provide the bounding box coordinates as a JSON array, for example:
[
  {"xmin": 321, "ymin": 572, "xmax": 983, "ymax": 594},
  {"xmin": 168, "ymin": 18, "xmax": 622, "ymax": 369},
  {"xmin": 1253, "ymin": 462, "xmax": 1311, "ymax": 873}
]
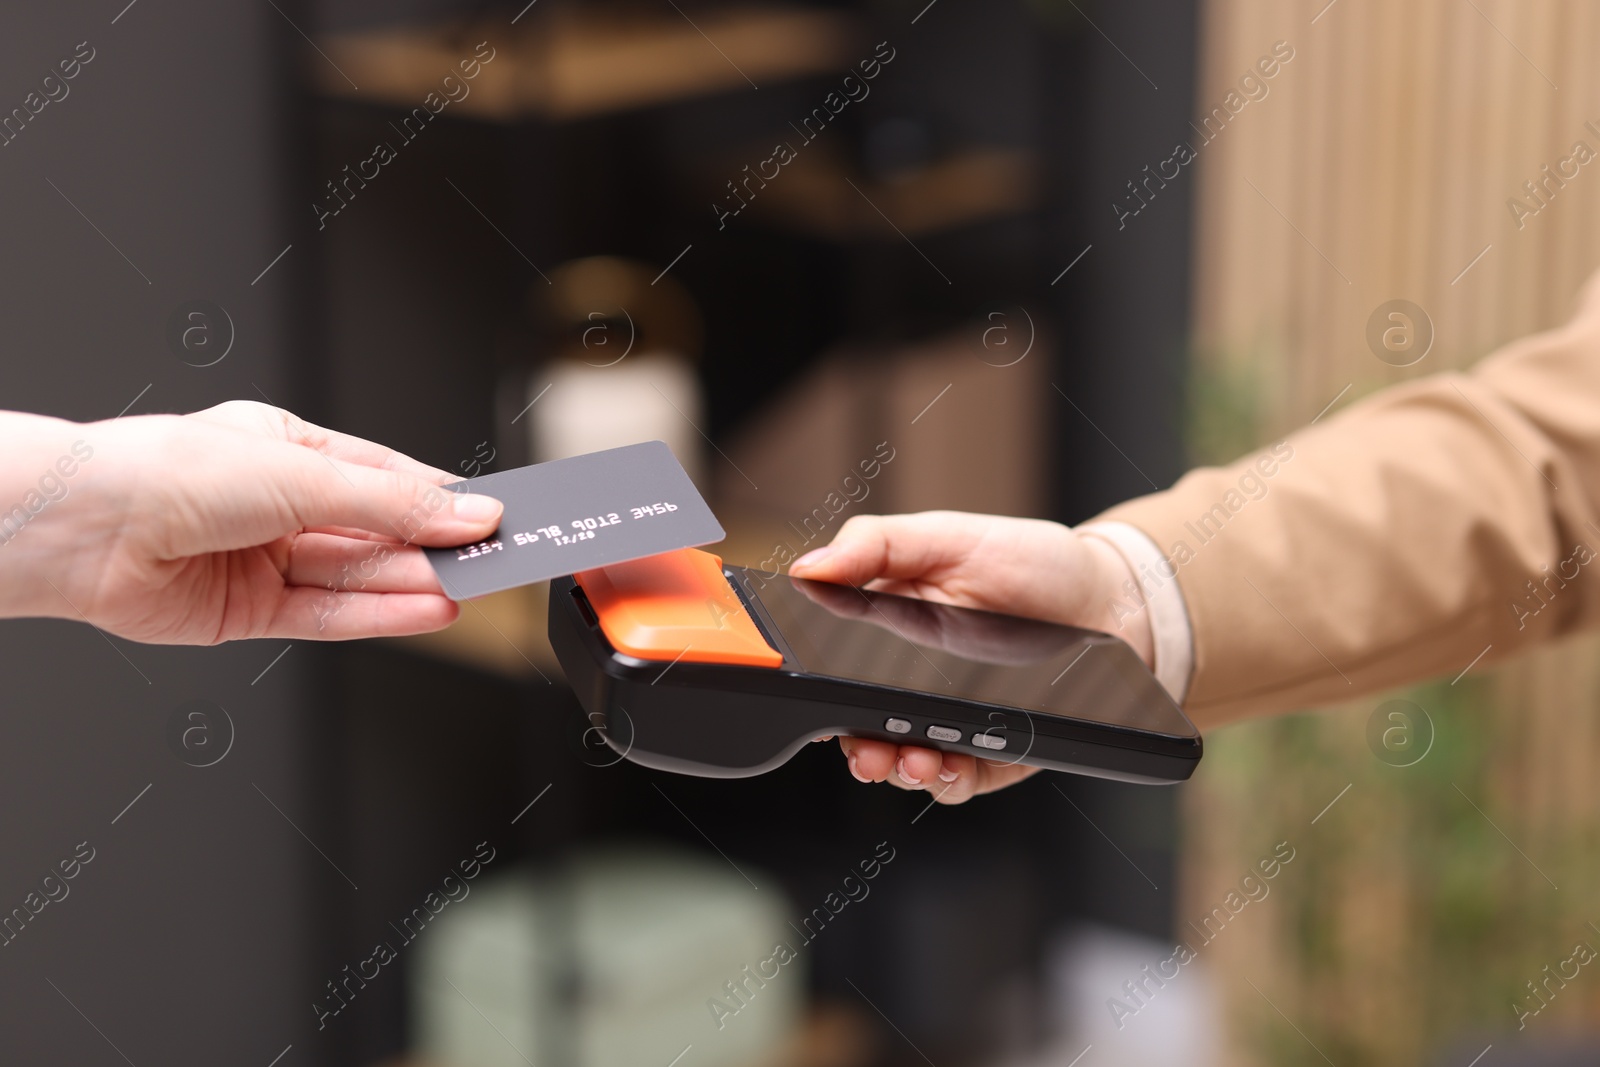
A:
[
  {"xmin": 451, "ymin": 493, "xmax": 503, "ymax": 524},
  {"xmin": 938, "ymin": 767, "xmax": 959, "ymax": 783},
  {"xmin": 848, "ymin": 752, "xmax": 870, "ymax": 784},
  {"xmin": 793, "ymin": 546, "xmax": 834, "ymax": 570},
  {"xmin": 896, "ymin": 757, "xmax": 923, "ymax": 786}
]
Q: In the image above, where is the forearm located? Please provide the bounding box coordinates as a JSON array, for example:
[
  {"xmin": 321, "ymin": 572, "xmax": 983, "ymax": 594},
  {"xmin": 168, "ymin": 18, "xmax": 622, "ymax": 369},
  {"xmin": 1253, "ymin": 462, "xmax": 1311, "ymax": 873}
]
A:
[{"xmin": 1097, "ymin": 278, "xmax": 1600, "ymax": 727}]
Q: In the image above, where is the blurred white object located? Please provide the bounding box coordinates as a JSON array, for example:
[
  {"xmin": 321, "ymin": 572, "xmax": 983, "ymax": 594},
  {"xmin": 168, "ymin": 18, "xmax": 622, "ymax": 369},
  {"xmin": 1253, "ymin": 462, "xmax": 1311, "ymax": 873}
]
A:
[
  {"xmin": 413, "ymin": 846, "xmax": 801, "ymax": 1067},
  {"xmin": 529, "ymin": 354, "xmax": 706, "ymax": 488},
  {"xmin": 1028, "ymin": 924, "xmax": 1220, "ymax": 1067}
]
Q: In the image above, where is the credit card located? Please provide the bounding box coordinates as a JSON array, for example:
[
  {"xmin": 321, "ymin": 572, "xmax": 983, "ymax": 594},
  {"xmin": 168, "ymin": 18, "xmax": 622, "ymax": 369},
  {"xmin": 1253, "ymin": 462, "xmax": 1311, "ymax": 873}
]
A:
[{"xmin": 423, "ymin": 441, "xmax": 724, "ymax": 600}]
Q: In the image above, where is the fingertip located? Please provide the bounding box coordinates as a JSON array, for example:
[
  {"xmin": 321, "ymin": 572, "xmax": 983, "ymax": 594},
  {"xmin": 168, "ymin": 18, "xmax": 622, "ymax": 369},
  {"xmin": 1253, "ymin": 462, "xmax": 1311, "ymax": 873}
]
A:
[
  {"xmin": 386, "ymin": 592, "xmax": 461, "ymax": 635},
  {"xmin": 900, "ymin": 747, "xmax": 944, "ymax": 785},
  {"xmin": 933, "ymin": 777, "xmax": 975, "ymax": 805},
  {"xmin": 841, "ymin": 737, "xmax": 896, "ymax": 782},
  {"xmin": 939, "ymin": 751, "xmax": 976, "ymax": 783},
  {"xmin": 790, "ymin": 546, "xmax": 834, "ymax": 575},
  {"xmin": 894, "ymin": 756, "xmax": 922, "ymax": 787},
  {"xmin": 792, "ymin": 514, "xmax": 884, "ymax": 575},
  {"xmin": 284, "ymin": 591, "xmax": 462, "ymax": 640},
  {"xmin": 397, "ymin": 488, "xmax": 504, "ymax": 548},
  {"xmin": 791, "ymin": 513, "xmax": 896, "ymax": 586},
  {"xmin": 450, "ymin": 492, "xmax": 504, "ymax": 527}
]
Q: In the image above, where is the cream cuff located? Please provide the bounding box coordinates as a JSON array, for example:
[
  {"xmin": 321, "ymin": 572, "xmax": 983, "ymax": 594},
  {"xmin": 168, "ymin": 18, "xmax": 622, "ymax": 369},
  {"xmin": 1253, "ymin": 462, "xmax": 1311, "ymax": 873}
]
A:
[{"xmin": 1075, "ymin": 520, "xmax": 1195, "ymax": 704}]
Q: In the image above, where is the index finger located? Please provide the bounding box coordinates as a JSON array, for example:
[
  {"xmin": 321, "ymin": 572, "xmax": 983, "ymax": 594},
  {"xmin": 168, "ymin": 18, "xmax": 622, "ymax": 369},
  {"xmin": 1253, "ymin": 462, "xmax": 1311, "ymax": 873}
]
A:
[
  {"xmin": 789, "ymin": 512, "xmax": 982, "ymax": 588},
  {"xmin": 191, "ymin": 400, "xmax": 461, "ymax": 484}
]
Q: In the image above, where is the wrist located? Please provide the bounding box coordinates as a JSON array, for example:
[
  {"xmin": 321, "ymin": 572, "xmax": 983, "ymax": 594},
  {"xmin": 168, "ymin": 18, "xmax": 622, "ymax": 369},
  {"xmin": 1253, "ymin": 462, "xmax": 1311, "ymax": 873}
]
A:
[
  {"xmin": 0, "ymin": 412, "xmax": 106, "ymax": 621},
  {"xmin": 1078, "ymin": 532, "xmax": 1157, "ymax": 669}
]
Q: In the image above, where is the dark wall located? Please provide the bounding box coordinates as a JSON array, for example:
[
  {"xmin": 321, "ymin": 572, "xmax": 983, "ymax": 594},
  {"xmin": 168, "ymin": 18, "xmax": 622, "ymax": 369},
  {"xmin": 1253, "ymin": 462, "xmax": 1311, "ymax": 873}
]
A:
[
  {"xmin": 0, "ymin": 2, "xmax": 322, "ymax": 1063},
  {"xmin": 1049, "ymin": 0, "xmax": 1199, "ymax": 518}
]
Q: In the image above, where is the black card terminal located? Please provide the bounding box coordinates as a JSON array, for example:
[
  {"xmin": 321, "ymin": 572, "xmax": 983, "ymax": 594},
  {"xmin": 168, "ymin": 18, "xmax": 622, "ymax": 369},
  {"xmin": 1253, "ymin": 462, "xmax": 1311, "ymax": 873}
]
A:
[{"xmin": 548, "ymin": 548, "xmax": 1202, "ymax": 785}]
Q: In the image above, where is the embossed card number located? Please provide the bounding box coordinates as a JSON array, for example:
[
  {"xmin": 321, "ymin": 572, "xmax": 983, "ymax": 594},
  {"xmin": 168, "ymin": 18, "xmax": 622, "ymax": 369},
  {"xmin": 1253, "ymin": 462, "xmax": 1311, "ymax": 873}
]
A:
[{"xmin": 423, "ymin": 441, "xmax": 723, "ymax": 600}]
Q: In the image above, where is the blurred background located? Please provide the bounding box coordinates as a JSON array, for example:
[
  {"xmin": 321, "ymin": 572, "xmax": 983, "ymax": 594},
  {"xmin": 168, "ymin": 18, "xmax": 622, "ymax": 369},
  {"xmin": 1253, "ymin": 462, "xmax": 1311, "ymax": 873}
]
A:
[{"xmin": 1, "ymin": 0, "xmax": 1598, "ymax": 1065}]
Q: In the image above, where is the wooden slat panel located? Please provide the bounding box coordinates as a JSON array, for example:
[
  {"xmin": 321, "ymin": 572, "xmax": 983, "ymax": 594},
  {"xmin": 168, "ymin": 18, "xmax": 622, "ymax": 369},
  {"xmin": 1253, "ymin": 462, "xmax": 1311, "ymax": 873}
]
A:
[{"xmin": 1182, "ymin": 1, "xmax": 1600, "ymax": 1062}]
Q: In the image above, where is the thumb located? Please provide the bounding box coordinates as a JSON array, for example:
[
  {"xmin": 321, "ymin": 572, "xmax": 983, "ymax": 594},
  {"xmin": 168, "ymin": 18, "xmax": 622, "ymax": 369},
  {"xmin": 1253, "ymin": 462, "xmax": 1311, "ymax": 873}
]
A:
[
  {"xmin": 281, "ymin": 450, "xmax": 504, "ymax": 547},
  {"xmin": 788, "ymin": 511, "xmax": 985, "ymax": 587}
]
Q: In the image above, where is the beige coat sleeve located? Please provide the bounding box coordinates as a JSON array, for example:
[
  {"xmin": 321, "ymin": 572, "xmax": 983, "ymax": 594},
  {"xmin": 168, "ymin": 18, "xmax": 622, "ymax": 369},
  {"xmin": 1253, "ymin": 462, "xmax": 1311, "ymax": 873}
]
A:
[{"xmin": 1097, "ymin": 272, "xmax": 1600, "ymax": 727}]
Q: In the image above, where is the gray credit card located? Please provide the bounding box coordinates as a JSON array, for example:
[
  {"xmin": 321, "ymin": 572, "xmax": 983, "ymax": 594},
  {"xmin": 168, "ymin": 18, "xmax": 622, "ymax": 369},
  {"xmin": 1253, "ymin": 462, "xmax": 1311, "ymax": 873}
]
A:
[{"xmin": 423, "ymin": 440, "xmax": 725, "ymax": 600}]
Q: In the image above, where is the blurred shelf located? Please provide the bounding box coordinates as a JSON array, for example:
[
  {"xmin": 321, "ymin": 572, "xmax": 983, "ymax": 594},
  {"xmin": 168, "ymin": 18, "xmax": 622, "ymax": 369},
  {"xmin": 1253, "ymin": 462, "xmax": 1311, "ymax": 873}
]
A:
[
  {"xmin": 376, "ymin": 1000, "xmax": 876, "ymax": 1067},
  {"xmin": 720, "ymin": 146, "xmax": 1039, "ymax": 238},
  {"xmin": 314, "ymin": 6, "xmax": 860, "ymax": 122}
]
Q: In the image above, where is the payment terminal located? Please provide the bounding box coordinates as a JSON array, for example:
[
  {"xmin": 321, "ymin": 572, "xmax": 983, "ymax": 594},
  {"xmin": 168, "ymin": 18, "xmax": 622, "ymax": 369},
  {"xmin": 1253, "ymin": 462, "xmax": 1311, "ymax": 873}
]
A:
[{"xmin": 548, "ymin": 548, "xmax": 1202, "ymax": 784}]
